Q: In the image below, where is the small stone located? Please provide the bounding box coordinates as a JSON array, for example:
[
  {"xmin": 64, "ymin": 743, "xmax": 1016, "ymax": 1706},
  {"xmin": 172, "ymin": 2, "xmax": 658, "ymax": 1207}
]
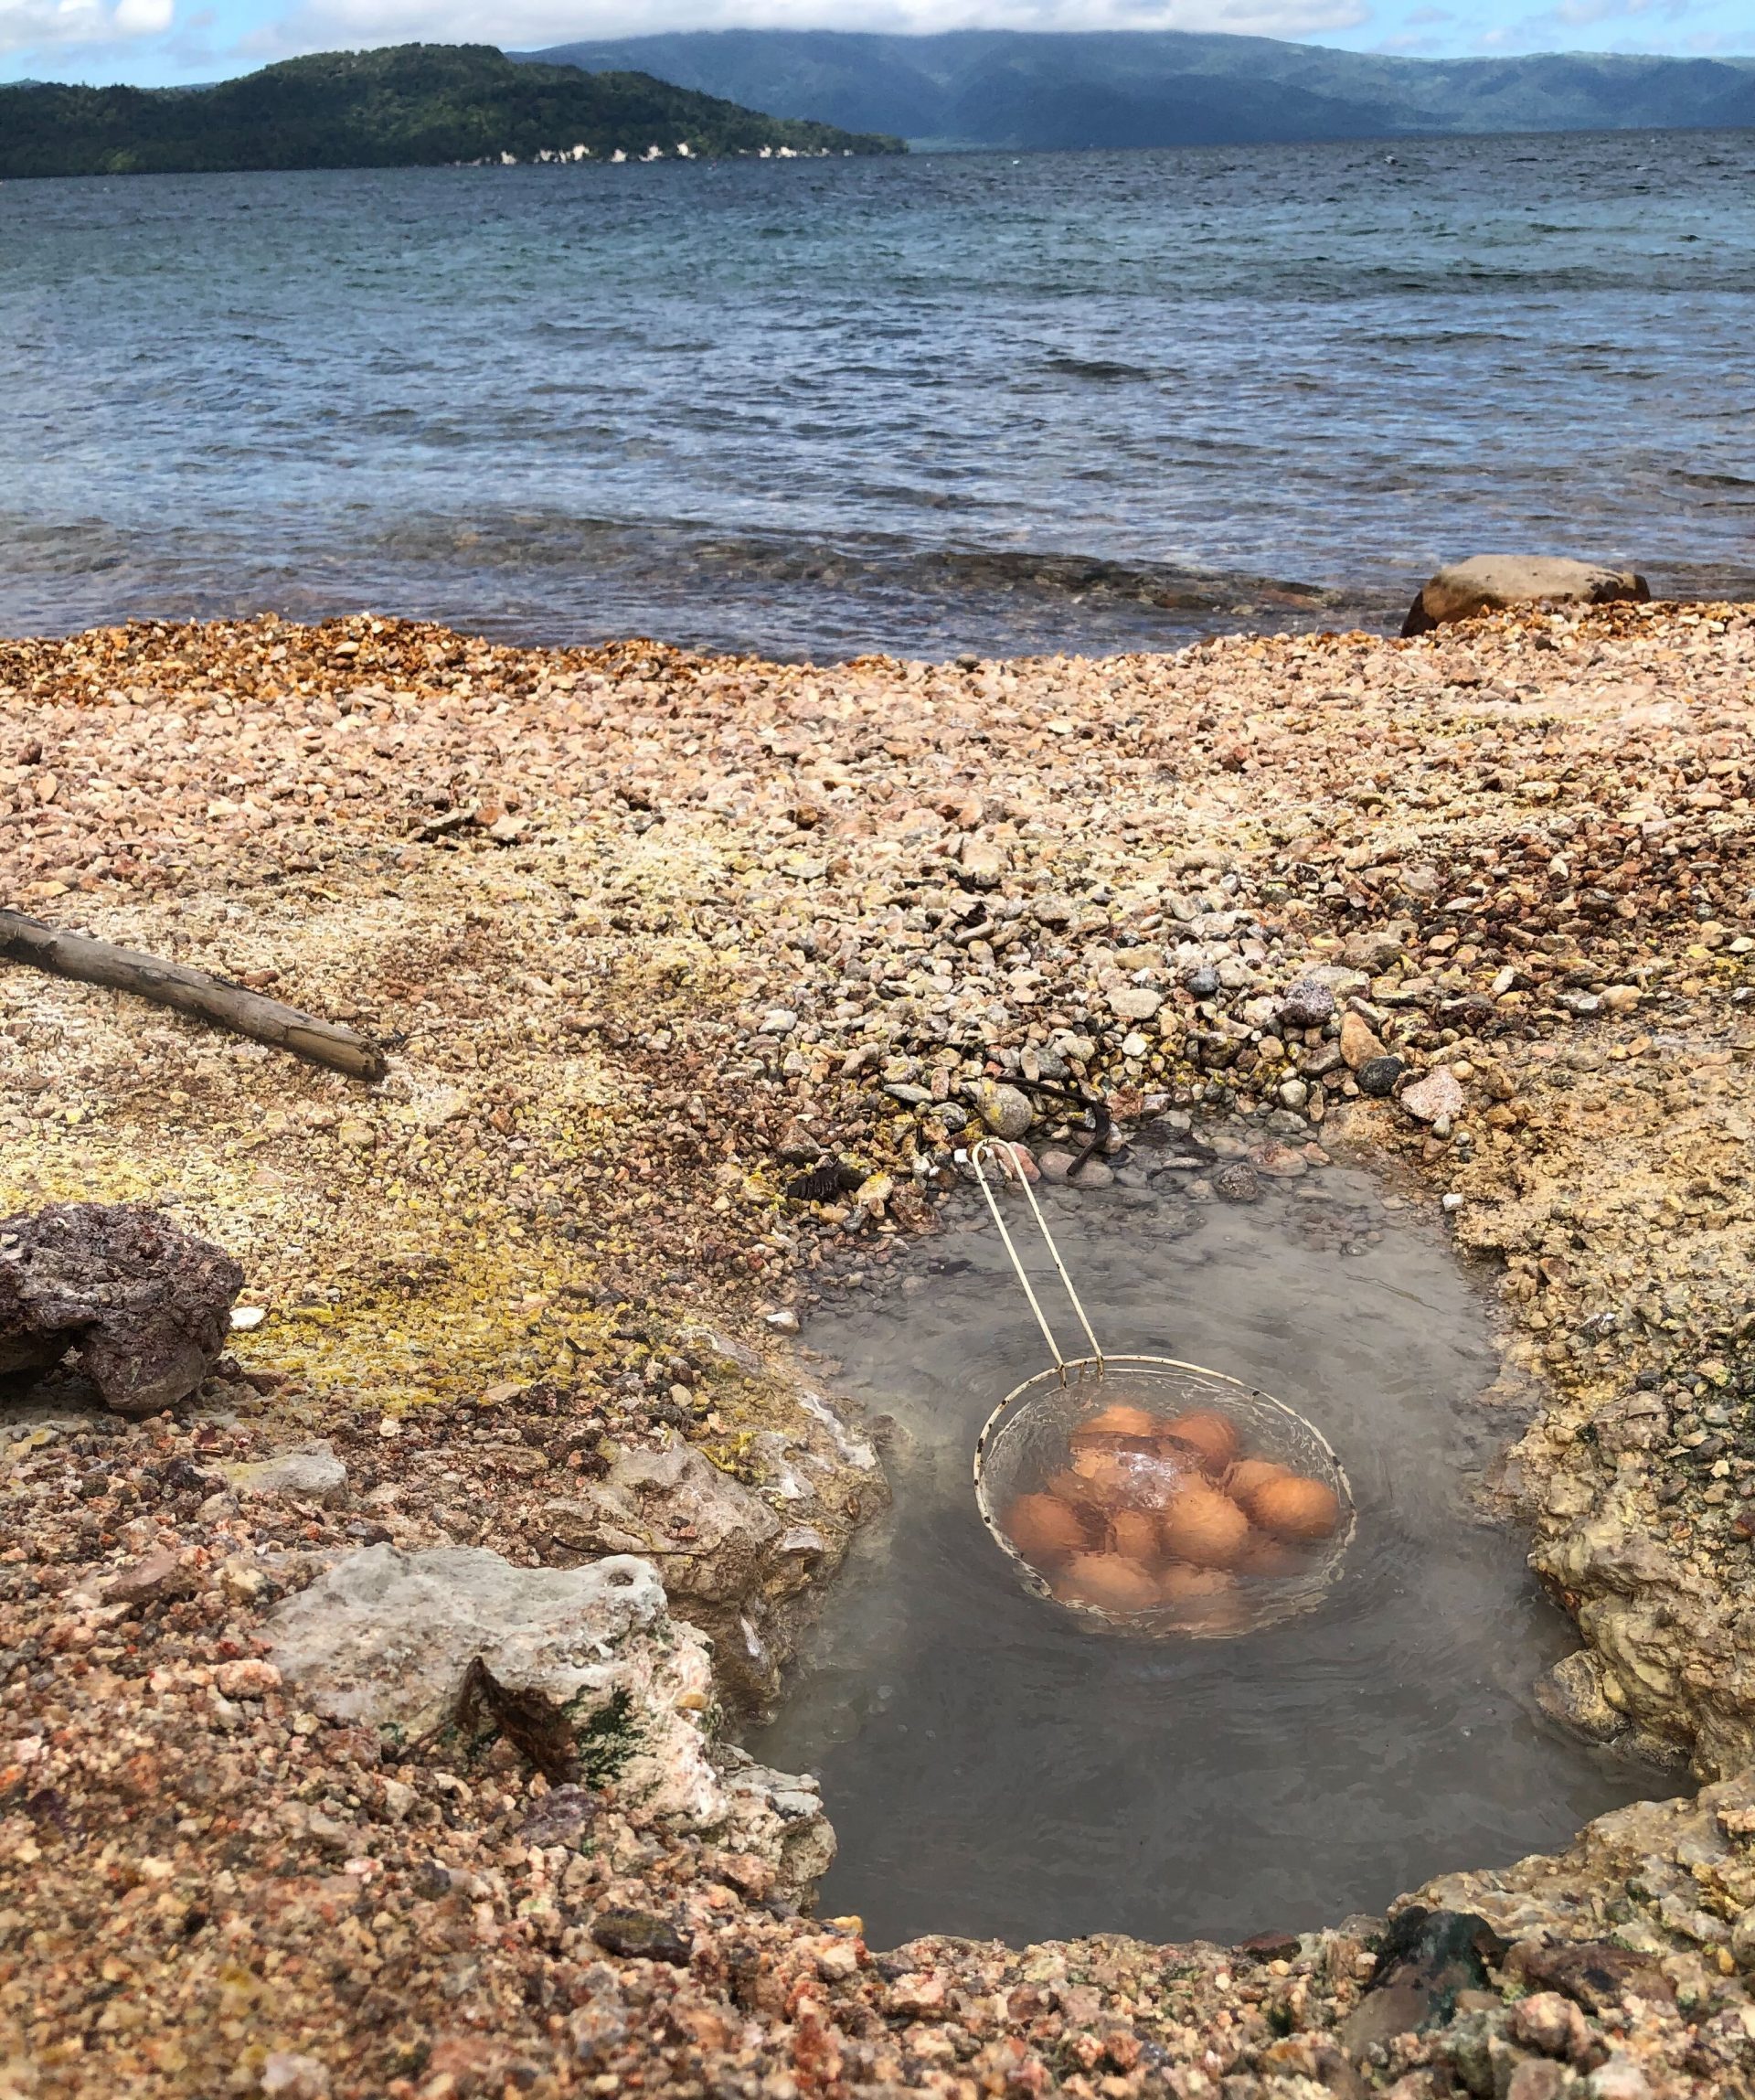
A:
[
  {"xmin": 337, "ymin": 1119, "xmax": 375, "ymax": 1151},
  {"xmin": 591, "ymin": 1909, "xmax": 691, "ymax": 1965},
  {"xmin": 1441, "ymin": 1192, "xmax": 1464, "ymax": 1212},
  {"xmin": 1341, "ymin": 931, "xmax": 1405, "ymax": 974},
  {"xmin": 229, "ymin": 1305, "xmax": 268, "ymax": 1331},
  {"xmin": 1108, "ymin": 986, "xmax": 1163, "ymax": 1022},
  {"xmin": 229, "ymin": 1441, "xmax": 349, "ymax": 1508},
  {"xmin": 1235, "ymin": 1931, "xmax": 1303, "ymax": 1963},
  {"xmin": 1277, "ymin": 1078, "xmax": 1309, "ymax": 1112},
  {"xmin": 106, "ymin": 1547, "xmax": 198, "ymax": 1606},
  {"xmin": 1600, "ymin": 985, "xmax": 1642, "ymax": 1016},
  {"xmin": 1279, "ymin": 977, "xmax": 1335, "ymax": 1028},
  {"xmin": 261, "ymin": 2054, "xmax": 331, "ymax": 2099},
  {"xmin": 763, "ymin": 1308, "xmax": 801, "ymax": 1335},
  {"xmin": 1183, "ymin": 965, "xmax": 1220, "ymax": 998},
  {"xmin": 1357, "ymin": 1055, "xmax": 1404, "ymax": 1097},
  {"xmin": 1339, "ymin": 1011, "xmax": 1386, "ymax": 1070},
  {"xmin": 853, "ymin": 1172, "xmax": 894, "ymax": 1211},
  {"xmin": 959, "ymin": 837, "xmax": 1006, "ymax": 889},
  {"xmin": 1516, "ymin": 1942, "xmax": 1674, "ymax": 2015},
  {"xmin": 976, "ymin": 1081, "xmax": 1033, "ymax": 1139},
  {"xmin": 1510, "ymin": 1992, "xmax": 1588, "ymax": 2059},
  {"xmin": 1038, "ymin": 1149, "xmax": 1113, "ymax": 1189},
  {"xmin": 1505, "ymin": 2062, "xmax": 1570, "ymax": 2100},
  {"xmin": 1213, "ymin": 1162, "xmax": 1260, "ymax": 1204},
  {"xmin": 759, "ymin": 1007, "xmax": 799, "ymax": 1037},
  {"xmin": 1399, "ymin": 1067, "xmax": 1464, "ymax": 1124},
  {"xmin": 774, "ymin": 1120, "xmax": 821, "ymax": 1163},
  {"xmin": 1585, "ymin": 2061, "xmax": 1652, "ymax": 2100},
  {"xmin": 1250, "ymin": 1142, "xmax": 1307, "ymax": 1179},
  {"xmin": 1120, "ymin": 1030, "xmax": 1150, "ymax": 1058},
  {"xmin": 887, "ymin": 1972, "xmax": 948, "ymax": 2018}
]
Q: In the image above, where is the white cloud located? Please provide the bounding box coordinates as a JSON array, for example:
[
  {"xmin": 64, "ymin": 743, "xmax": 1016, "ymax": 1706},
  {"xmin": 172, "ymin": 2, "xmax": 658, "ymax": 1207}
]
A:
[
  {"xmin": 261, "ymin": 0, "xmax": 1367, "ymax": 60},
  {"xmin": 0, "ymin": 0, "xmax": 171, "ymax": 51}
]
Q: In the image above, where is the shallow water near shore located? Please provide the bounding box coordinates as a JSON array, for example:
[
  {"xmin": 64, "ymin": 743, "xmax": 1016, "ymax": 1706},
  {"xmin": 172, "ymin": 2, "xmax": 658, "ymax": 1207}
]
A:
[
  {"xmin": 4, "ymin": 130, "xmax": 1753, "ymax": 660},
  {"xmin": 746, "ymin": 1140, "xmax": 1664, "ymax": 1948}
]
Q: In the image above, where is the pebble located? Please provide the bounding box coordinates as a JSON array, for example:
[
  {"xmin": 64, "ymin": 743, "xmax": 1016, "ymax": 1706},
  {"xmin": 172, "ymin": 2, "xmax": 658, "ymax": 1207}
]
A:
[
  {"xmin": 1279, "ymin": 977, "xmax": 1335, "ymax": 1028},
  {"xmin": 1399, "ymin": 1067, "xmax": 1465, "ymax": 1125},
  {"xmin": 1212, "ymin": 1161, "xmax": 1261, "ymax": 1204},
  {"xmin": 976, "ymin": 1081, "xmax": 1034, "ymax": 1139},
  {"xmin": 1357, "ymin": 1055, "xmax": 1405, "ymax": 1098}
]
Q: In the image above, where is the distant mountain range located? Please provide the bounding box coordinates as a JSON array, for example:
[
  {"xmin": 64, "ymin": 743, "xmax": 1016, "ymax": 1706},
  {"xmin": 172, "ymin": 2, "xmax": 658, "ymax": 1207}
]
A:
[
  {"xmin": 0, "ymin": 43, "xmax": 903, "ymax": 180},
  {"xmin": 524, "ymin": 29, "xmax": 1755, "ymax": 150}
]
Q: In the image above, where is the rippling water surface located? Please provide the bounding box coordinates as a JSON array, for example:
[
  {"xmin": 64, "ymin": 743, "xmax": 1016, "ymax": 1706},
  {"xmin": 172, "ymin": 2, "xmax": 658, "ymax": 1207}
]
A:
[
  {"xmin": 4, "ymin": 131, "xmax": 1752, "ymax": 659},
  {"xmin": 747, "ymin": 1144, "xmax": 1663, "ymax": 1947}
]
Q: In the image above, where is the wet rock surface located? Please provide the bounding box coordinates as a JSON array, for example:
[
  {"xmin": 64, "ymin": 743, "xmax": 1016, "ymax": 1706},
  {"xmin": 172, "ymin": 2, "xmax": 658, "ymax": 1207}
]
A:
[
  {"xmin": 3, "ymin": 600, "xmax": 1755, "ymax": 2093},
  {"xmin": 0, "ymin": 1201, "xmax": 241, "ymax": 1415},
  {"xmin": 1402, "ymin": 555, "xmax": 1652, "ymax": 636}
]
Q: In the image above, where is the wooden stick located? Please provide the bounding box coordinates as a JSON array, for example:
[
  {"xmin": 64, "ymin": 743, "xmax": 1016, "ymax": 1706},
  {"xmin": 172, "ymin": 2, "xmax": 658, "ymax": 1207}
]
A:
[{"xmin": 0, "ymin": 909, "xmax": 388, "ymax": 1081}]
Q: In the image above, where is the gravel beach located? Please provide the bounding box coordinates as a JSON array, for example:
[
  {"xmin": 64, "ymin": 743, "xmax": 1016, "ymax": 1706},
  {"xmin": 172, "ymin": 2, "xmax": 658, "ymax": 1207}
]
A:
[{"xmin": 4, "ymin": 600, "xmax": 1755, "ymax": 2098}]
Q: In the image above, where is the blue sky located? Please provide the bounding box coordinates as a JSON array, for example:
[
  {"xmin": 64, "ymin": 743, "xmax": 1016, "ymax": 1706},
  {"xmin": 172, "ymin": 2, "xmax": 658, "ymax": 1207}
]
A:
[{"xmin": 3, "ymin": 0, "xmax": 1749, "ymax": 88}]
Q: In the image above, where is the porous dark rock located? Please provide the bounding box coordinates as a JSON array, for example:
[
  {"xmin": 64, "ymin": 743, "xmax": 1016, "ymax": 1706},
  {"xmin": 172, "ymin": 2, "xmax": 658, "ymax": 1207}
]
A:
[
  {"xmin": 1279, "ymin": 975, "xmax": 1336, "ymax": 1028},
  {"xmin": 0, "ymin": 1201, "xmax": 242, "ymax": 1415},
  {"xmin": 1357, "ymin": 1055, "xmax": 1405, "ymax": 1098}
]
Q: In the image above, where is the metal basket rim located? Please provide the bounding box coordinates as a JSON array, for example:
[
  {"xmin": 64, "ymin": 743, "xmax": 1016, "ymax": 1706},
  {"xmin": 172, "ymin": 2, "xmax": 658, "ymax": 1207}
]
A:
[{"xmin": 971, "ymin": 1350, "xmax": 1357, "ymax": 1638}]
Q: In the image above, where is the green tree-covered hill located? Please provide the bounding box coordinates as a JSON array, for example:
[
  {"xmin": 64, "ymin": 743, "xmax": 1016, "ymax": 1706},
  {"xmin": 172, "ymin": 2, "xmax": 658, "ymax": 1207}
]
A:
[{"xmin": 0, "ymin": 42, "xmax": 905, "ymax": 180}]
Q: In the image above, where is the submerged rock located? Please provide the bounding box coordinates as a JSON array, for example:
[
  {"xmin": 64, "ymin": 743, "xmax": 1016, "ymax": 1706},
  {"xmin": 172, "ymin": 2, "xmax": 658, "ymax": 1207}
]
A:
[{"xmin": 0, "ymin": 1201, "xmax": 242, "ymax": 1415}]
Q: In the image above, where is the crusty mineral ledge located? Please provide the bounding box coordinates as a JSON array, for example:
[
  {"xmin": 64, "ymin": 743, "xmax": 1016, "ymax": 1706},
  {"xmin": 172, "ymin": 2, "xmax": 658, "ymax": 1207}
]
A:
[{"xmin": 3, "ymin": 601, "xmax": 1755, "ymax": 2095}]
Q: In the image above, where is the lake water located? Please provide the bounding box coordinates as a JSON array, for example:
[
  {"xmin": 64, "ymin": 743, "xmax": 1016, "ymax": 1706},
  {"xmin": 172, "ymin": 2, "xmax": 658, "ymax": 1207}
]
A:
[
  {"xmin": 4, "ymin": 129, "xmax": 1752, "ymax": 662},
  {"xmin": 747, "ymin": 1144, "xmax": 1664, "ymax": 1949}
]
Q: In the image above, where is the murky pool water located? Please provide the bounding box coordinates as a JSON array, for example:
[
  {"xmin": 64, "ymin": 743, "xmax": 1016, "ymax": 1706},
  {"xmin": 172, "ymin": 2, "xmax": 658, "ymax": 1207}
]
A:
[{"xmin": 746, "ymin": 1140, "xmax": 1663, "ymax": 1950}]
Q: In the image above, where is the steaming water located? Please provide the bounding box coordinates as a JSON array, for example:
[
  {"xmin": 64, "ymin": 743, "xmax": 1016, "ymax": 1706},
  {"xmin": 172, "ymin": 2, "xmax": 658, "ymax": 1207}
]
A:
[
  {"xmin": 747, "ymin": 1143, "xmax": 1665, "ymax": 1948},
  {"xmin": 4, "ymin": 130, "xmax": 1752, "ymax": 660}
]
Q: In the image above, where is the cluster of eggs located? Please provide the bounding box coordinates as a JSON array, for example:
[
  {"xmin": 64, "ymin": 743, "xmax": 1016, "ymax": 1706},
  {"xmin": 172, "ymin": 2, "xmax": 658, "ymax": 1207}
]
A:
[{"xmin": 1000, "ymin": 1400, "xmax": 1343, "ymax": 1625}]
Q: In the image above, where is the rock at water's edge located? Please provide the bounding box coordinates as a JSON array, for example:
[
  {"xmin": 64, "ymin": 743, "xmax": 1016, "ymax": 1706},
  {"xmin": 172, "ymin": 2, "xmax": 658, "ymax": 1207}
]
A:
[
  {"xmin": 266, "ymin": 1542, "xmax": 835, "ymax": 1899},
  {"xmin": 1402, "ymin": 555, "xmax": 1650, "ymax": 637}
]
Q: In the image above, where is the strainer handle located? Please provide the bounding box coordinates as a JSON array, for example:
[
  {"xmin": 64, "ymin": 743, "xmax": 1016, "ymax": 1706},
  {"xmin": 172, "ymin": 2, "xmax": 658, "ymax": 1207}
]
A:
[{"xmin": 969, "ymin": 1139, "xmax": 1105, "ymax": 1375}]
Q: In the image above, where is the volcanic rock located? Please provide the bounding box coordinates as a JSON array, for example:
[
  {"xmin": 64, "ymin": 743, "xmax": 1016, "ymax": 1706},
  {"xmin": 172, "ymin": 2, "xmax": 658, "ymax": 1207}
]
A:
[{"xmin": 0, "ymin": 1201, "xmax": 242, "ymax": 1415}]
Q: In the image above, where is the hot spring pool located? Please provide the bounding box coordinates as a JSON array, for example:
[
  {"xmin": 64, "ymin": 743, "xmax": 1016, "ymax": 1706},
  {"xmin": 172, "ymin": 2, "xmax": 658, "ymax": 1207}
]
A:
[{"xmin": 745, "ymin": 1135, "xmax": 1665, "ymax": 1948}]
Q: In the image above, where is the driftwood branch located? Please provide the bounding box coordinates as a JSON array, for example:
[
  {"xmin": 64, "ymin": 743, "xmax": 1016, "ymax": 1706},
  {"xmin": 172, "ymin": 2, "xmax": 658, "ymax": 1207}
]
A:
[{"xmin": 0, "ymin": 909, "xmax": 388, "ymax": 1081}]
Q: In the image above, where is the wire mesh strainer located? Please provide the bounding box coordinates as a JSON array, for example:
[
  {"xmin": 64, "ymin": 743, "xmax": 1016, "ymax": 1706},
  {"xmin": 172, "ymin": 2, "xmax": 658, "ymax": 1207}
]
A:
[{"xmin": 968, "ymin": 1139, "xmax": 1356, "ymax": 1639}]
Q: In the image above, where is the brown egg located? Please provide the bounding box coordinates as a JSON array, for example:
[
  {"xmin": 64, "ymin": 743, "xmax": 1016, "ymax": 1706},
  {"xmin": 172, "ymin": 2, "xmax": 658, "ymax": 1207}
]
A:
[
  {"xmin": 1079, "ymin": 1402, "xmax": 1159, "ymax": 1439},
  {"xmin": 1108, "ymin": 1508, "xmax": 1162, "ymax": 1567},
  {"xmin": 1070, "ymin": 1446, "xmax": 1189, "ymax": 1512},
  {"xmin": 1158, "ymin": 1562, "xmax": 1248, "ymax": 1634},
  {"xmin": 1053, "ymin": 1551, "xmax": 1159, "ymax": 1615},
  {"xmin": 1246, "ymin": 1472, "xmax": 1343, "ymax": 1540},
  {"xmin": 1159, "ymin": 1482, "xmax": 1250, "ymax": 1569},
  {"xmin": 1157, "ymin": 1562, "xmax": 1238, "ymax": 1605},
  {"xmin": 1047, "ymin": 1467, "xmax": 1101, "ymax": 1512},
  {"xmin": 1225, "ymin": 1457, "xmax": 1292, "ymax": 1505},
  {"xmin": 1005, "ymin": 1492, "xmax": 1089, "ymax": 1566},
  {"xmin": 1231, "ymin": 1528, "xmax": 1307, "ymax": 1578},
  {"xmin": 1158, "ymin": 1410, "xmax": 1240, "ymax": 1474}
]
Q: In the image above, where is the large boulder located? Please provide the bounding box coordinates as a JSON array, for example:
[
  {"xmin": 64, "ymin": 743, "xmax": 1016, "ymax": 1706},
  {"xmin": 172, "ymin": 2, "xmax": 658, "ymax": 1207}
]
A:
[
  {"xmin": 0, "ymin": 1202, "xmax": 242, "ymax": 1414},
  {"xmin": 267, "ymin": 1542, "xmax": 835, "ymax": 1899},
  {"xmin": 1402, "ymin": 555, "xmax": 1650, "ymax": 636}
]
